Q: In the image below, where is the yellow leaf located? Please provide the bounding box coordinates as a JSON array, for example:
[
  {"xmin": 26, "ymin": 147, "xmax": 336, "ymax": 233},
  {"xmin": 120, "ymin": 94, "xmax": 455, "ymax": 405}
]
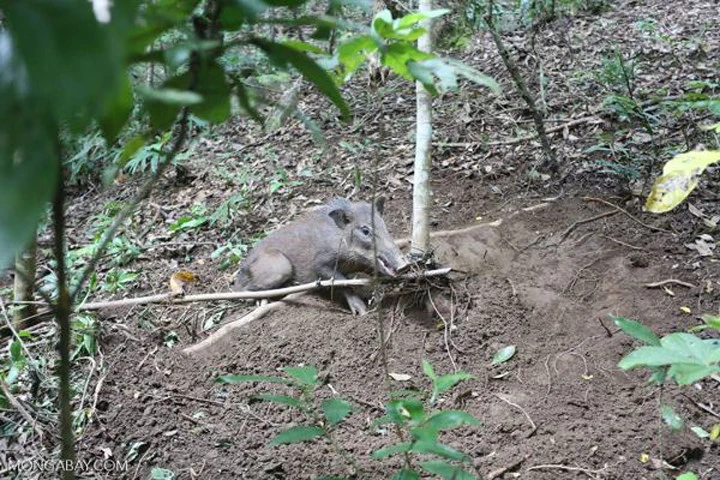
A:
[
  {"xmin": 645, "ymin": 150, "xmax": 720, "ymax": 213},
  {"xmin": 680, "ymin": 306, "xmax": 691, "ymax": 314},
  {"xmin": 710, "ymin": 423, "xmax": 720, "ymax": 441},
  {"xmin": 169, "ymin": 270, "xmax": 199, "ymax": 296},
  {"xmin": 639, "ymin": 452, "xmax": 650, "ymax": 463}
]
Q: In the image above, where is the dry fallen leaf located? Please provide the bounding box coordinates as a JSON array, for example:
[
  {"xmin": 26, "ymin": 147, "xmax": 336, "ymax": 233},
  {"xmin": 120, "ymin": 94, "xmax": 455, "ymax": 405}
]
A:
[
  {"xmin": 169, "ymin": 270, "xmax": 199, "ymax": 296},
  {"xmin": 388, "ymin": 373, "xmax": 412, "ymax": 382},
  {"xmin": 680, "ymin": 306, "xmax": 691, "ymax": 314}
]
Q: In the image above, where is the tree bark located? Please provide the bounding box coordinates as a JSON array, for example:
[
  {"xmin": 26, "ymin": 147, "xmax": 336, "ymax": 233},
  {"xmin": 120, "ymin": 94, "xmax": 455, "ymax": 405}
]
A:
[{"xmin": 411, "ymin": 0, "xmax": 434, "ymax": 255}]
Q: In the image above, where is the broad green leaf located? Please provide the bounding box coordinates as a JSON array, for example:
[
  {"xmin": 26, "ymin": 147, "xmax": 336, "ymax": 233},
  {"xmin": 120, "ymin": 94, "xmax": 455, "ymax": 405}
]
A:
[
  {"xmin": 117, "ymin": 136, "xmax": 148, "ymax": 167},
  {"xmin": 4, "ymin": 0, "xmax": 121, "ymax": 125},
  {"xmin": 215, "ymin": 374, "xmax": 291, "ymax": 384},
  {"xmin": 251, "ymin": 39, "xmax": 349, "ymax": 120},
  {"xmin": 283, "ymin": 365, "xmax": 318, "ymax": 385},
  {"xmin": 666, "ymin": 363, "xmax": 720, "ymax": 385},
  {"xmin": 386, "ymin": 398, "xmax": 425, "ymax": 423},
  {"xmin": 422, "ymin": 359, "xmax": 438, "ymax": 380},
  {"xmin": 395, "ymin": 9, "xmax": 450, "ymax": 29},
  {"xmin": 321, "ymin": 398, "xmax": 353, "ymax": 425},
  {"xmin": 255, "ymin": 394, "xmax": 305, "ymax": 409},
  {"xmin": 100, "ymin": 74, "xmax": 134, "ymax": 143},
  {"xmin": 269, "ymin": 425, "xmax": 324, "ymax": 445},
  {"xmin": 391, "ymin": 469, "xmax": 420, "ymax": 480},
  {"xmin": 281, "ymin": 40, "xmax": 326, "ymax": 55},
  {"xmin": 338, "ymin": 34, "xmax": 378, "ymax": 80},
  {"xmin": 9, "ymin": 341, "xmax": 22, "ymax": 363},
  {"xmin": 422, "ymin": 410, "xmax": 480, "ymax": 433},
  {"xmin": 434, "ymin": 372, "xmax": 473, "ymax": 396},
  {"xmin": 0, "ymin": 106, "xmax": 58, "ymax": 268},
  {"xmin": 138, "ymin": 85, "xmax": 202, "ymax": 130},
  {"xmin": 661, "ymin": 404, "xmax": 684, "ymax": 431},
  {"xmin": 411, "ymin": 440, "xmax": 467, "ymax": 461},
  {"xmin": 381, "ymin": 43, "xmax": 433, "ymax": 81},
  {"xmin": 192, "ymin": 61, "xmax": 231, "ymax": 123},
  {"xmin": 676, "ymin": 473, "xmax": 699, "ymax": 480},
  {"xmin": 492, "ymin": 345, "xmax": 517, "ymax": 365},
  {"xmin": 690, "ymin": 426, "xmax": 710, "ymax": 438},
  {"xmin": 645, "ymin": 150, "xmax": 720, "ymax": 213},
  {"xmin": 701, "ymin": 314, "xmax": 720, "ymax": 331},
  {"xmin": 420, "ymin": 461, "xmax": 476, "ymax": 480},
  {"xmin": 235, "ymin": 83, "xmax": 263, "ymax": 123},
  {"xmin": 372, "ymin": 442, "xmax": 412, "ymax": 459},
  {"xmin": 613, "ymin": 316, "xmax": 661, "ymax": 346},
  {"xmin": 442, "ymin": 58, "xmax": 501, "ymax": 93}
]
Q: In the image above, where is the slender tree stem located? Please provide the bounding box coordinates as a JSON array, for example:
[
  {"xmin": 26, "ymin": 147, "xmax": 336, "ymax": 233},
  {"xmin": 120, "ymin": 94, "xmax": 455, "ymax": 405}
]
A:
[{"xmin": 51, "ymin": 138, "xmax": 75, "ymax": 480}]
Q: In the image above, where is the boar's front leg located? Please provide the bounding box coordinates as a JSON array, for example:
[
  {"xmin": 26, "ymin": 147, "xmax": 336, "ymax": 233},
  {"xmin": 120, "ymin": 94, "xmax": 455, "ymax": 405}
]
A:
[{"xmin": 318, "ymin": 269, "xmax": 368, "ymax": 315}]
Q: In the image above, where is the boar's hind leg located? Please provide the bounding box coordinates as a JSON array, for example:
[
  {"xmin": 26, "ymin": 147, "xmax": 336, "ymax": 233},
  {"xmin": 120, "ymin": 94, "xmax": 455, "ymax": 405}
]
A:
[{"xmin": 245, "ymin": 249, "xmax": 294, "ymax": 290}]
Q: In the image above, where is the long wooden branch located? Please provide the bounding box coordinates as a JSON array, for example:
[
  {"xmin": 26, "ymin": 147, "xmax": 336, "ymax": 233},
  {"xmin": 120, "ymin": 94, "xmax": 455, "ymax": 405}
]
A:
[
  {"xmin": 182, "ymin": 292, "xmax": 307, "ymax": 356},
  {"xmin": 77, "ymin": 268, "xmax": 452, "ymax": 311}
]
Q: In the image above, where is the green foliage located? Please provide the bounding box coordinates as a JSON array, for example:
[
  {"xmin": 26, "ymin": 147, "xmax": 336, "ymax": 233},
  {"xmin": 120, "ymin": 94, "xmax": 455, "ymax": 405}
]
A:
[
  {"xmin": 211, "ymin": 241, "xmax": 249, "ymax": 270},
  {"xmin": 374, "ymin": 361, "xmax": 478, "ymax": 478},
  {"xmin": 71, "ymin": 314, "xmax": 98, "ymax": 360},
  {"xmin": 168, "ymin": 203, "xmax": 209, "ymax": 233},
  {"xmin": 491, "ymin": 345, "xmax": 516, "ymax": 365},
  {"xmin": 150, "ymin": 468, "xmax": 175, "ymax": 480},
  {"xmin": 615, "ymin": 316, "xmax": 720, "ymax": 385},
  {"xmin": 217, "ymin": 361, "xmax": 478, "ymax": 478},
  {"xmin": 0, "ymin": 0, "xmax": 500, "ymax": 269}
]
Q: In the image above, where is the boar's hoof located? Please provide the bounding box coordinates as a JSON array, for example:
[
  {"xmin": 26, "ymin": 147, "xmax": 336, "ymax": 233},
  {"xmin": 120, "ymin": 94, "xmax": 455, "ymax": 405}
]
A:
[{"xmin": 344, "ymin": 292, "xmax": 368, "ymax": 316}]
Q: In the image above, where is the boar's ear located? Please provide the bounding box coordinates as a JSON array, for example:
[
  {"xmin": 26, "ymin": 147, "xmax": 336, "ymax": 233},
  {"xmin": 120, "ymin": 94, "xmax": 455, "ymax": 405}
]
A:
[
  {"xmin": 328, "ymin": 207, "xmax": 352, "ymax": 228},
  {"xmin": 374, "ymin": 196, "xmax": 386, "ymax": 216}
]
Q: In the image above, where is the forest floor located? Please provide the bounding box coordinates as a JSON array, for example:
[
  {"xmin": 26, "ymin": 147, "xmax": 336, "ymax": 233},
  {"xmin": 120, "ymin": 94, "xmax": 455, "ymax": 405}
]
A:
[{"xmin": 2, "ymin": 0, "xmax": 720, "ymax": 478}]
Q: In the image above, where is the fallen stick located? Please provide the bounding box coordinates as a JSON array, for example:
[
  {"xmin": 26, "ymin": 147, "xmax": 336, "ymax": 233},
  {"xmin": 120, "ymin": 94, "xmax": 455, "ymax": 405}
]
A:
[
  {"xmin": 644, "ymin": 278, "xmax": 696, "ymax": 289},
  {"xmin": 78, "ymin": 268, "xmax": 452, "ymax": 311},
  {"xmin": 182, "ymin": 292, "xmax": 307, "ymax": 356},
  {"xmin": 395, "ymin": 220, "xmax": 503, "ymax": 248}
]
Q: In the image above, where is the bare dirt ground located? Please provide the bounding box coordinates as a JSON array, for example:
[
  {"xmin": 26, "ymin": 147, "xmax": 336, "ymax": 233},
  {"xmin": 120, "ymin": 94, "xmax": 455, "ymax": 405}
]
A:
[{"xmin": 2, "ymin": 0, "xmax": 719, "ymax": 478}]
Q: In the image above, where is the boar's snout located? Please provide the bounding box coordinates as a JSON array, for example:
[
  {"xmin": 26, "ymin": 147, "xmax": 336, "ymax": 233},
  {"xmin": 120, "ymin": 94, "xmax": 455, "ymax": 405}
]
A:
[{"xmin": 377, "ymin": 249, "xmax": 410, "ymax": 277}]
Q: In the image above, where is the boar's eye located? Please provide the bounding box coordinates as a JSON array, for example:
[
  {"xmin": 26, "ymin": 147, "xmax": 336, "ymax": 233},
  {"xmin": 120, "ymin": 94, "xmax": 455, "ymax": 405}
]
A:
[{"xmin": 360, "ymin": 226, "xmax": 372, "ymax": 236}]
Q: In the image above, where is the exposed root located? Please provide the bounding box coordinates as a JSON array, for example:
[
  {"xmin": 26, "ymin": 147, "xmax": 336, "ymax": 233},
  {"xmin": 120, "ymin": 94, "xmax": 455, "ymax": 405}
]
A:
[
  {"xmin": 644, "ymin": 279, "xmax": 696, "ymax": 289},
  {"xmin": 584, "ymin": 197, "xmax": 673, "ymax": 234},
  {"xmin": 494, "ymin": 393, "xmax": 537, "ymax": 438}
]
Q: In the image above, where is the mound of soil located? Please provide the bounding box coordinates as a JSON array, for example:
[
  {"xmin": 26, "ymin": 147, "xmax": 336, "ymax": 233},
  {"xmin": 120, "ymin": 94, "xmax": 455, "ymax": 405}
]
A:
[{"xmin": 78, "ymin": 196, "xmax": 719, "ymax": 479}]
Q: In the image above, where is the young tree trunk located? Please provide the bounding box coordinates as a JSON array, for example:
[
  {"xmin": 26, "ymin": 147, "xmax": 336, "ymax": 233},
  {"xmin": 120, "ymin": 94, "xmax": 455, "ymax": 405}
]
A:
[
  {"xmin": 411, "ymin": 0, "xmax": 434, "ymax": 255},
  {"xmin": 13, "ymin": 238, "xmax": 37, "ymax": 325}
]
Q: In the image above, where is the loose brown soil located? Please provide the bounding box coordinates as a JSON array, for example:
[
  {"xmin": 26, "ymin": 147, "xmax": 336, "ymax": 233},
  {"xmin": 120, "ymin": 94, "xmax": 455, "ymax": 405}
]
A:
[
  {"xmin": 2, "ymin": 0, "xmax": 720, "ymax": 478},
  {"xmin": 76, "ymin": 194, "xmax": 719, "ymax": 479}
]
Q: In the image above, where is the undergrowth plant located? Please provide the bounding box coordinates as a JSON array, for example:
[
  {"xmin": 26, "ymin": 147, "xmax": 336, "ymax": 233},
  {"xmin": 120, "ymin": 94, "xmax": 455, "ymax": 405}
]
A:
[{"xmin": 217, "ymin": 360, "xmax": 479, "ymax": 480}]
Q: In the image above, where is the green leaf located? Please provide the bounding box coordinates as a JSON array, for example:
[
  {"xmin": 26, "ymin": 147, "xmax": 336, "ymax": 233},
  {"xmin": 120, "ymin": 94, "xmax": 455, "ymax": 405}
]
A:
[
  {"xmin": 215, "ymin": 374, "xmax": 291, "ymax": 384},
  {"xmin": 372, "ymin": 442, "xmax": 412, "ymax": 459},
  {"xmin": 192, "ymin": 61, "xmax": 231, "ymax": 123},
  {"xmin": 442, "ymin": 58, "xmax": 501, "ymax": 93},
  {"xmin": 269, "ymin": 425, "xmax": 324, "ymax": 445},
  {"xmin": 690, "ymin": 426, "xmax": 710, "ymax": 438},
  {"xmin": 422, "ymin": 359, "xmax": 438, "ymax": 380},
  {"xmin": 391, "ymin": 469, "xmax": 420, "ymax": 480},
  {"xmin": 255, "ymin": 394, "xmax": 305, "ymax": 409},
  {"xmin": 491, "ymin": 345, "xmax": 517, "ymax": 365},
  {"xmin": 613, "ymin": 316, "xmax": 661, "ymax": 346},
  {"xmin": 434, "ymin": 372, "xmax": 473, "ymax": 396},
  {"xmin": 9, "ymin": 341, "xmax": 22, "ymax": 363},
  {"xmin": 4, "ymin": 0, "xmax": 121, "ymax": 125},
  {"xmin": 281, "ymin": 40, "xmax": 326, "ymax": 55},
  {"xmin": 676, "ymin": 473, "xmax": 699, "ymax": 480},
  {"xmin": 0, "ymin": 108, "xmax": 58, "ymax": 268},
  {"xmin": 282, "ymin": 365, "xmax": 318, "ymax": 385},
  {"xmin": 252, "ymin": 38, "xmax": 349, "ymax": 120},
  {"xmin": 661, "ymin": 404, "xmax": 684, "ymax": 431},
  {"xmin": 423, "ymin": 410, "xmax": 480, "ymax": 433},
  {"xmin": 381, "ymin": 43, "xmax": 433, "ymax": 81},
  {"xmin": 420, "ymin": 461, "xmax": 476, "ymax": 480},
  {"xmin": 337, "ymin": 34, "xmax": 378, "ymax": 80},
  {"xmin": 666, "ymin": 363, "xmax": 720, "ymax": 385},
  {"xmin": 701, "ymin": 314, "xmax": 720, "ymax": 331},
  {"xmin": 117, "ymin": 136, "xmax": 148, "ymax": 167},
  {"xmin": 395, "ymin": 9, "xmax": 450, "ymax": 29},
  {"xmin": 100, "ymin": 74, "xmax": 134, "ymax": 143},
  {"xmin": 321, "ymin": 398, "xmax": 353, "ymax": 425},
  {"xmin": 386, "ymin": 398, "xmax": 425, "ymax": 423},
  {"xmin": 138, "ymin": 85, "xmax": 201, "ymax": 130},
  {"xmin": 411, "ymin": 440, "xmax": 467, "ymax": 461}
]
